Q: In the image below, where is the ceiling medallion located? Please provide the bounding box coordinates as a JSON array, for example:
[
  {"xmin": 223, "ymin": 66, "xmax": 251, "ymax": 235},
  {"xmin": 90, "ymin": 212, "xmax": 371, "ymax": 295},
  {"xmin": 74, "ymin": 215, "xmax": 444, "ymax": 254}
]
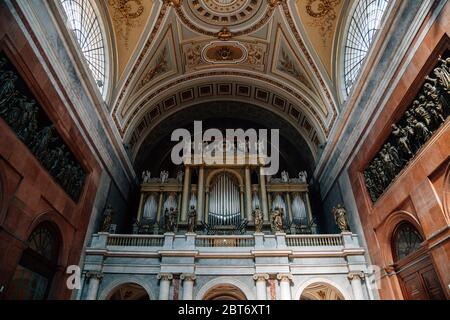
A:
[{"xmin": 201, "ymin": 41, "xmax": 248, "ymax": 64}]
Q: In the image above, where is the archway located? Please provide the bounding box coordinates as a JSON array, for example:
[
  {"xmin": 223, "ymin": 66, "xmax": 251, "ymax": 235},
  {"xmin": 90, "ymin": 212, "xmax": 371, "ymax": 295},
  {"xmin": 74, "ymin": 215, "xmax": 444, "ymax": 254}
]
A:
[
  {"xmin": 5, "ymin": 222, "xmax": 61, "ymax": 299},
  {"xmin": 390, "ymin": 221, "xmax": 445, "ymax": 300},
  {"xmin": 107, "ymin": 283, "xmax": 149, "ymax": 300},
  {"xmin": 202, "ymin": 284, "xmax": 247, "ymax": 300},
  {"xmin": 300, "ymin": 282, "xmax": 345, "ymax": 300}
]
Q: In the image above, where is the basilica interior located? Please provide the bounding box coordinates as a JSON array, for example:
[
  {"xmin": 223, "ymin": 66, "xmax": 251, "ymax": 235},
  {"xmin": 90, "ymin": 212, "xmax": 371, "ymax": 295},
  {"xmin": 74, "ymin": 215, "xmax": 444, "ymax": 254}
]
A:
[{"xmin": 0, "ymin": 0, "xmax": 449, "ymax": 300}]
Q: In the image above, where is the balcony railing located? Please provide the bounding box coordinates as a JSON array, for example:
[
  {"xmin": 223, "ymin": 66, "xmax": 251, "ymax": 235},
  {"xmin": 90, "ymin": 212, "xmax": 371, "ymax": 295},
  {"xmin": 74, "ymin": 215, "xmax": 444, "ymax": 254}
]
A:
[
  {"xmin": 195, "ymin": 235, "xmax": 255, "ymax": 247},
  {"xmin": 107, "ymin": 234, "xmax": 164, "ymax": 247},
  {"xmin": 89, "ymin": 232, "xmax": 358, "ymax": 251},
  {"xmin": 285, "ymin": 234, "xmax": 343, "ymax": 246}
]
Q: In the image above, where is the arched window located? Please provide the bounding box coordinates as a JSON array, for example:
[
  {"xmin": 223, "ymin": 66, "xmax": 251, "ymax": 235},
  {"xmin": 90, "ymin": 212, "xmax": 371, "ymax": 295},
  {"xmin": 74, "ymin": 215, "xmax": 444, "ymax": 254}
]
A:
[
  {"xmin": 6, "ymin": 223, "xmax": 60, "ymax": 299},
  {"xmin": 392, "ymin": 222, "xmax": 423, "ymax": 261},
  {"xmin": 343, "ymin": 0, "xmax": 389, "ymax": 96},
  {"xmin": 60, "ymin": 0, "xmax": 108, "ymax": 98}
]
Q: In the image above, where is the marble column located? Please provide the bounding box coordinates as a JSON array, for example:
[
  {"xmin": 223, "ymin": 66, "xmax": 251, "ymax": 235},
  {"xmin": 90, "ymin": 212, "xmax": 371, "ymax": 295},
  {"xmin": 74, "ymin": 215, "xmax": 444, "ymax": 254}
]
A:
[
  {"xmin": 157, "ymin": 273, "xmax": 173, "ymax": 300},
  {"xmin": 85, "ymin": 271, "xmax": 103, "ymax": 300},
  {"xmin": 277, "ymin": 274, "xmax": 293, "ymax": 300},
  {"xmin": 181, "ymin": 166, "xmax": 191, "ymax": 222},
  {"xmin": 348, "ymin": 272, "xmax": 365, "ymax": 300},
  {"xmin": 197, "ymin": 166, "xmax": 204, "ymax": 223},
  {"xmin": 136, "ymin": 193, "xmax": 145, "ymax": 222},
  {"xmin": 285, "ymin": 193, "xmax": 293, "ymax": 222},
  {"xmin": 253, "ymin": 273, "xmax": 269, "ymax": 300},
  {"xmin": 240, "ymin": 187, "xmax": 245, "ymax": 219},
  {"xmin": 259, "ymin": 167, "xmax": 269, "ymax": 221},
  {"xmin": 245, "ymin": 166, "xmax": 253, "ymax": 221},
  {"xmin": 204, "ymin": 187, "xmax": 209, "ymax": 223},
  {"xmin": 156, "ymin": 192, "xmax": 164, "ymax": 223},
  {"xmin": 180, "ymin": 274, "xmax": 196, "ymax": 300}
]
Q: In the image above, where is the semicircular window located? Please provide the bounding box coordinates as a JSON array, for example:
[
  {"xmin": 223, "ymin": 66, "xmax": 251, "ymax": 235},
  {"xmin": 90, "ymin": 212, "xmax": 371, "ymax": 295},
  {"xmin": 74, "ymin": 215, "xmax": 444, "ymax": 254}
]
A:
[
  {"xmin": 393, "ymin": 222, "xmax": 423, "ymax": 261},
  {"xmin": 343, "ymin": 0, "xmax": 389, "ymax": 95},
  {"xmin": 60, "ymin": 0, "xmax": 106, "ymax": 97}
]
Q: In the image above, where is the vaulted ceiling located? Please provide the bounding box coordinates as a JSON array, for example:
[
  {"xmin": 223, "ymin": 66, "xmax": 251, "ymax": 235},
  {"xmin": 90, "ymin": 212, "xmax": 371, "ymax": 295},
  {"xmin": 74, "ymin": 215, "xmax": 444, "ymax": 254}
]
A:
[{"xmin": 103, "ymin": 0, "xmax": 349, "ymax": 164}]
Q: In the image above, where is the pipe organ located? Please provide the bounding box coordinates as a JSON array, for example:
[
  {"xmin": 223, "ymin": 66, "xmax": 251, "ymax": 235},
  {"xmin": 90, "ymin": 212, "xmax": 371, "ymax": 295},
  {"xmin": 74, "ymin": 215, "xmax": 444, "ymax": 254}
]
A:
[
  {"xmin": 136, "ymin": 163, "xmax": 316, "ymax": 234},
  {"xmin": 208, "ymin": 172, "xmax": 241, "ymax": 227}
]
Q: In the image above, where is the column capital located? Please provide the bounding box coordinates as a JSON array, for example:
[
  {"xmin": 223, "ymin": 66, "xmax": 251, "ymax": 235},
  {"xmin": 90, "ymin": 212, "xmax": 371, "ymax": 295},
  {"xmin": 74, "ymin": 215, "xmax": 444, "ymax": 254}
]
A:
[
  {"xmin": 253, "ymin": 273, "xmax": 270, "ymax": 281},
  {"xmin": 180, "ymin": 273, "xmax": 196, "ymax": 282},
  {"xmin": 276, "ymin": 273, "xmax": 293, "ymax": 282},
  {"xmin": 157, "ymin": 273, "xmax": 173, "ymax": 281},
  {"xmin": 86, "ymin": 271, "xmax": 103, "ymax": 280},
  {"xmin": 347, "ymin": 271, "xmax": 365, "ymax": 281}
]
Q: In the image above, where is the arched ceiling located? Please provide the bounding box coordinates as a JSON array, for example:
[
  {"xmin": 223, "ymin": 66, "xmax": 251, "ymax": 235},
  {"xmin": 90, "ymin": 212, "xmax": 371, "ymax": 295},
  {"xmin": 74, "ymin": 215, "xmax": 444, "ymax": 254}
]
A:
[{"xmin": 103, "ymin": 0, "xmax": 349, "ymax": 167}]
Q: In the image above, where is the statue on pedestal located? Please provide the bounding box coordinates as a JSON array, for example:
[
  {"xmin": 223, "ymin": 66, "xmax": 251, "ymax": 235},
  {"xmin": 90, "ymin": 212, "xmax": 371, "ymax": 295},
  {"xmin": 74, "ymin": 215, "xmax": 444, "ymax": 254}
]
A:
[
  {"xmin": 332, "ymin": 204, "xmax": 350, "ymax": 232},
  {"xmin": 164, "ymin": 207, "xmax": 177, "ymax": 232},
  {"xmin": 271, "ymin": 207, "xmax": 284, "ymax": 232},
  {"xmin": 100, "ymin": 205, "xmax": 114, "ymax": 232},
  {"xmin": 187, "ymin": 205, "xmax": 196, "ymax": 233},
  {"xmin": 298, "ymin": 171, "xmax": 308, "ymax": 183},
  {"xmin": 253, "ymin": 206, "xmax": 263, "ymax": 233},
  {"xmin": 281, "ymin": 171, "xmax": 289, "ymax": 183},
  {"xmin": 160, "ymin": 170, "xmax": 169, "ymax": 183}
]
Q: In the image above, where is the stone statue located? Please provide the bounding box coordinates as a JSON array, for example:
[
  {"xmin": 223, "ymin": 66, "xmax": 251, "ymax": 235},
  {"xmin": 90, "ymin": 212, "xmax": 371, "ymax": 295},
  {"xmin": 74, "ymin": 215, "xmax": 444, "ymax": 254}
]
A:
[
  {"xmin": 187, "ymin": 205, "xmax": 196, "ymax": 233},
  {"xmin": 160, "ymin": 170, "xmax": 169, "ymax": 183},
  {"xmin": 100, "ymin": 205, "xmax": 114, "ymax": 232},
  {"xmin": 253, "ymin": 206, "xmax": 263, "ymax": 233},
  {"xmin": 298, "ymin": 171, "xmax": 308, "ymax": 183},
  {"xmin": 177, "ymin": 170, "xmax": 184, "ymax": 183},
  {"xmin": 281, "ymin": 171, "xmax": 289, "ymax": 183},
  {"xmin": 271, "ymin": 207, "xmax": 284, "ymax": 232},
  {"xmin": 142, "ymin": 170, "xmax": 151, "ymax": 183},
  {"xmin": 332, "ymin": 204, "xmax": 350, "ymax": 232},
  {"xmin": 164, "ymin": 207, "xmax": 177, "ymax": 232}
]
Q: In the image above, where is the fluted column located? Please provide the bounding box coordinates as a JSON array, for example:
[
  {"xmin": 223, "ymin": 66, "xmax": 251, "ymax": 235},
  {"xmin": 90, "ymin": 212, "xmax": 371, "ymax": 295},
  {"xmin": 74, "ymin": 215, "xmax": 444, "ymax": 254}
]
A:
[
  {"xmin": 277, "ymin": 274, "xmax": 293, "ymax": 300},
  {"xmin": 253, "ymin": 273, "xmax": 269, "ymax": 300},
  {"xmin": 85, "ymin": 271, "xmax": 103, "ymax": 300},
  {"xmin": 180, "ymin": 274, "xmax": 196, "ymax": 300},
  {"xmin": 157, "ymin": 273, "xmax": 173, "ymax": 300},
  {"xmin": 348, "ymin": 272, "xmax": 365, "ymax": 300},
  {"xmin": 245, "ymin": 166, "xmax": 253, "ymax": 221},
  {"xmin": 197, "ymin": 166, "xmax": 204, "ymax": 223},
  {"xmin": 259, "ymin": 167, "xmax": 269, "ymax": 221},
  {"xmin": 181, "ymin": 166, "xmax": 191, "ymax": 222}
]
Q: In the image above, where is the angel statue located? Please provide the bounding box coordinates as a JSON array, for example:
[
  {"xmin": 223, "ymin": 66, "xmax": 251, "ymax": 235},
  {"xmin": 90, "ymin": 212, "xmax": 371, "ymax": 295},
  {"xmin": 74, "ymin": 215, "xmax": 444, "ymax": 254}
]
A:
[
  {"xmin": 298, "ymin": 171, "xmax": 308, "ymax": 183},
  {"xmin": 332, "ymin": 204, "xmax": 350, "ymax": 232},
  {"xmin": 271, "ymin": 207, "xmax": 284, "ymax": 232}
]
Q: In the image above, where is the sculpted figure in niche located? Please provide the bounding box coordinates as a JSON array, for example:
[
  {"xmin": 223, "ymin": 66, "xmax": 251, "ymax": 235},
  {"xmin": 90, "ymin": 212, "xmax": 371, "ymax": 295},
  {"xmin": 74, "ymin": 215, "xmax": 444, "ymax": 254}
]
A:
[{"xmin": 332, "ymin": 204, "xmax": 350, "ymax": 232}]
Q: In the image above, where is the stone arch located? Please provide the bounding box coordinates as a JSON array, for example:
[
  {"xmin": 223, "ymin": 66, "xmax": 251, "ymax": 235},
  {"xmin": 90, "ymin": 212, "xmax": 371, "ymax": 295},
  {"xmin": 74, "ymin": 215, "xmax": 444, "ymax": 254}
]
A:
[
  {"xmin": 195, "ymin": 277, "xmax": 255, "ymax": 300},
  {"xmin": 206, "ymin": 168, "xmax": 244, "ymax": 188},
  {"xmin": 294, "ymin": 277, "xmax": 351, "ymax": 300},
  {"xmin": 376, "ymin": 210, "xmax": 424, "ymax": 266},
  {"xmin": 98, "ymin": 277, "xmax": 155, "ymax": 300}
]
